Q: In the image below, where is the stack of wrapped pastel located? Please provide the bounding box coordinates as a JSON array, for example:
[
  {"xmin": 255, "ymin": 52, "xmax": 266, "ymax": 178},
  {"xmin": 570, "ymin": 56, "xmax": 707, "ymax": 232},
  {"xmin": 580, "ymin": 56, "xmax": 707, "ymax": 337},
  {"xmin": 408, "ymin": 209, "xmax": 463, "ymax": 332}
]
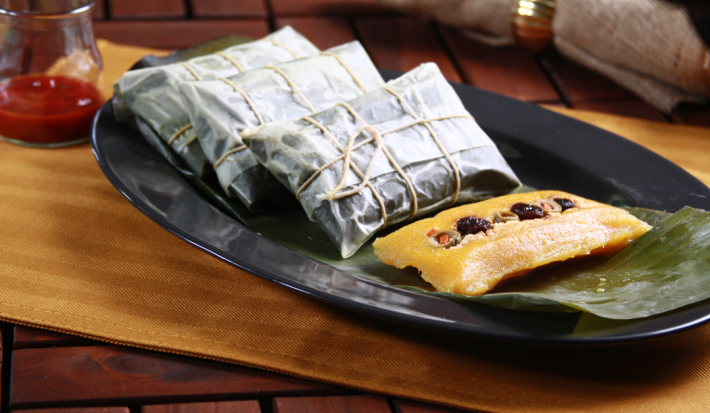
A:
[
  {"xmin": 114, "ymin": 31, "xmax": 520, "ymax": 257},
  {"xmin": 112, "ymin": 26, "xmax": 319, "ymax": 177},
  {"xmin": 179, "ymin": 41, "xmax": 385, "ymax": 211}
]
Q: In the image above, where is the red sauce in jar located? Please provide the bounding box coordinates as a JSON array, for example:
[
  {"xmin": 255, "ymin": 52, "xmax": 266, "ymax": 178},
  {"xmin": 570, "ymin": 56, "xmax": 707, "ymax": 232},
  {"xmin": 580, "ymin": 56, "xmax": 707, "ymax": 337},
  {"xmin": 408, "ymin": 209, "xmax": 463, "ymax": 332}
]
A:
[{"xmin": 0, "ymin": 75, "xmax": 103, "ymax": 145}]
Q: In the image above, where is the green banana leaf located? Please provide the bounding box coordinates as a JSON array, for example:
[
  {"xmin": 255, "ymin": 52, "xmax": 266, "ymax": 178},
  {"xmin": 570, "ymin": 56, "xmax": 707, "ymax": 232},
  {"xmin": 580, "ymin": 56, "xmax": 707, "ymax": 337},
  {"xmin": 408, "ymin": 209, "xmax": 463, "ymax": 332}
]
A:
[
  {"xmin": 408, "ymin": 207, "xmax": 710, "ymax": 320},
  {"xmin": 235, "ymin": 194, "xmax": 710, "ymax": 320},
  {"xmin": 127, "ymin": 36, "xmax": 710, "ymax": 320}
]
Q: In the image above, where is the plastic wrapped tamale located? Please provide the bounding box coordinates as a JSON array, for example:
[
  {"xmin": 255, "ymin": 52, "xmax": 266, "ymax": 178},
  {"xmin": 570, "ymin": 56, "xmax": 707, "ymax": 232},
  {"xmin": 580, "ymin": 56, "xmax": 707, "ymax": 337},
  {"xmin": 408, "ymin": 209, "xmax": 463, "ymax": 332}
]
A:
[
  {"xmin": 178, "ymin": 41, "xmax": 385, "ymax": 211},
  {"xmin": 112, "ymin": 26, "xmax": 319, "ymax": 177},
  {"xmin": 241, "ymin": 63, "xmax": 521, "ymax": 258}
]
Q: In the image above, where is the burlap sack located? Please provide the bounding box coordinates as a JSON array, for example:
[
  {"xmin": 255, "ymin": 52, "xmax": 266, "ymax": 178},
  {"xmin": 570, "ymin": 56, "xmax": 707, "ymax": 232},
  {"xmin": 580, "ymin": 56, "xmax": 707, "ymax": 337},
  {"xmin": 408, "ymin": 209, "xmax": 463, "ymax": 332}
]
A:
[{"xmin": 376, "ymin": 0, "xmax": 710, "ymax": 112}]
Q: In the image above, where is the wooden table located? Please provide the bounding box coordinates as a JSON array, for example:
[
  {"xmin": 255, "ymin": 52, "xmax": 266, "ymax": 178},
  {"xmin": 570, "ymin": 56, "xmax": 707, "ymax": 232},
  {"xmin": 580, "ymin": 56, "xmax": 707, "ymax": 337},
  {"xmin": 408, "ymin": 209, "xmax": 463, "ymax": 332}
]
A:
[{"xmin": 2, "ymin": 0, "xmax": 709, "ymax": 411}]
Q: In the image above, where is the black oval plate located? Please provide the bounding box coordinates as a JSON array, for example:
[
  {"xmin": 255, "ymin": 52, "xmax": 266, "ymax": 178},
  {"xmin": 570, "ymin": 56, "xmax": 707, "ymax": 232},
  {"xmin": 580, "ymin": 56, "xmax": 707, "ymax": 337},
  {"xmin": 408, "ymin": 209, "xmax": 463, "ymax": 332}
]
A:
[{"xmin": 92, "ymin": 70, "xmax": 710, "ymax": 345}]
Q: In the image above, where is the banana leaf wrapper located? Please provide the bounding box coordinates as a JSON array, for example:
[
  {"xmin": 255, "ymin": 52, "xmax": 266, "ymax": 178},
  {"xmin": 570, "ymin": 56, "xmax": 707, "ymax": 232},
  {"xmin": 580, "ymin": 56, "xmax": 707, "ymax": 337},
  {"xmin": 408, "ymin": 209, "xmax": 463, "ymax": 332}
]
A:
[
  {"xmin": 401, "ymin": 207, "xmax": 710, "ymax": 320},
  {"xmin": 241, "ymin": 63, "xmax": 521, "ymax": 258},
  {"xmin": 238, "ymin": 194, "xmax": 710, "ymax": 319},
  {"xmin": 178, "ymin": 41, "xmax": 385, "ymax": 212},
  {"xmin": 112, "ymin": 26, "xmax": 319, "ymax": 177}
]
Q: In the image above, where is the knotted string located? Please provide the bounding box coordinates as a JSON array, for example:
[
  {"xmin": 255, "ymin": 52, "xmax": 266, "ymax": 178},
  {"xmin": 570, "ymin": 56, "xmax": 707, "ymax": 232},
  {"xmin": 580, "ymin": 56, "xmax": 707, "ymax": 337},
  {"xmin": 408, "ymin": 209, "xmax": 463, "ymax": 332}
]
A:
[
  {"xmin": 299, "ymin": 117, "xmax": 390, "ymax": 227},
  {"xmin": 299, "ymin": 100, "xmax": 472, "ymax": 225},
  {"xmin": 264, "ymin": 38, "xmax": 299, "ymax": 59},
  {"xmin": 381, "ymin": 86, "xmax": 462, "ymax": 205},
  {"xmin": 168, "ymin": 124, "xmax": 194, "ymax": 146},
  {"xmin": 214, "ymin": 52, "xmax": 245, "ymax": 72},
  {"xmin": 167, "ymin": 63, "xmax": 205, "ymax": 146},
  {"xmin": 214, "ymin": 77, "xmax": 267, "ymax": 169},
  {"xmin": 218, "ymin": 77, "xmax": 265, "ymax": 125},
  {"xmin": 216, "ymin": 65, "xmax": 318, "ymax": 169},
  {"xmin": 330, "ymin": 102, "xmax": 419, "ymax": 219},
  {"xmin": 214, "ymin": 145, "xmax": 249, "ymax": 168},
  {"xmin": 215, "ymin": 53, "xmax": 368, "ymax": 169},
  {"xmin": 264, "ymin": 65, "xmax": 316, "ymax": 112},
  {"xmin": 179, "ymin": 63, "xmax": 203, "ymax": 81},
  {"xmin": 322, "ymin": 124, "xmax": 383, "ymax": 200},
  {"xmin": 320, "ymin": 52, "xmax": 369, "ymax": 94}
]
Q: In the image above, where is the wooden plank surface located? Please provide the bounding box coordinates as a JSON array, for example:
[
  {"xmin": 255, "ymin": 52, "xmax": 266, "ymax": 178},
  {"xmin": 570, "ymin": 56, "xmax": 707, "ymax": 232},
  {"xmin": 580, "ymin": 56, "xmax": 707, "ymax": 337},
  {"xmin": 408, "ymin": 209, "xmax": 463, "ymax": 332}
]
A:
[
  {"xmin": 273, "ymin": 395, "xmax": 390, "ymax": 413},
  {"xmin": 15, "ymin": 408, "xmax": 130, "ymax": 413},
  {"xmin": 11, "ymin": 346, "xmax": 340, "ymax": 407},
  {"xmin": 395, "ymin": 399, "xmax": 467, "ymax": 412},
  {"xmin": 93, "ymin": 19, "xmax": 270, "ymax": 49},
  {"xmin": 189, "ymin": 0, "xmax": 269, "ymax": 18},
  {"xmin": 110, "ymin": 0, "xmax": 186, "ymax": 20},
  {"xmin": 572, "ymin": 100, "xmax": 667, "ymax": 122},
  {"xmin": 353, "ymin": 16, "xmax": 462, "ymax": 82},
  {"xmin": 92, "ymin": 0, "xmax": 105, "ymax": 20},
  {"xmin": 540, "ymin": 55, "xmax": 636, "ymax": 103},
  {"xmin": 269, "ymin": 0, "xmax": 391, "ymax": 16},
  {"xmin": 439, "ymin": 26, "xmax": 559, "ymax": 103},
  {"xmin": 275, "ymin": 17, "xmax": 357, "ymax": 51},
  {"xmin": 143, "ymin": 401, "xmax": 261, "ymax": 413},
  {"xmin": 6, "ymin": 3, "xmax": 710, "ymax": 413},
  {"xmin": 13, "ymin": 327, "xmax": 95, "ymax": 350}
]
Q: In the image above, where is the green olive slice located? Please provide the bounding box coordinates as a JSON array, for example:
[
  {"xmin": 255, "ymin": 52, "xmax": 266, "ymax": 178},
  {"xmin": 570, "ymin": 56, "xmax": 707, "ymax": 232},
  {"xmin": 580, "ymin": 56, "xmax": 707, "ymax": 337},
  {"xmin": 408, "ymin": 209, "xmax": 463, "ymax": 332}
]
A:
[
  {"xmin": 495, "ymin": 210, "xmax": 520, "ymax": 223},
  {"xmin": 538, "ymin": 198, "xmax": 562, "ymax": 215},
  {"xmin": 428, "ymin": 230, "xmax": 461, "ymax": 248}
]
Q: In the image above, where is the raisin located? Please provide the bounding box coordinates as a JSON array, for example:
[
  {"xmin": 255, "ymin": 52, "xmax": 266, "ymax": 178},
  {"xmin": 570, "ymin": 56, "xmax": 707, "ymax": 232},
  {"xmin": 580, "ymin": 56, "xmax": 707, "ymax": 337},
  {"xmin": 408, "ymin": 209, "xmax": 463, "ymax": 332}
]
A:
[
  {"xmin": 456, "ymin": 216, "xmax": 491, "ymax": 236},
  {"xmin": 554, "ymin": 198, "xmax": 575, "ymax": 212},
  {"xmin": 510, "ymin": 203, "xmax": 545, "ymax": 220}
]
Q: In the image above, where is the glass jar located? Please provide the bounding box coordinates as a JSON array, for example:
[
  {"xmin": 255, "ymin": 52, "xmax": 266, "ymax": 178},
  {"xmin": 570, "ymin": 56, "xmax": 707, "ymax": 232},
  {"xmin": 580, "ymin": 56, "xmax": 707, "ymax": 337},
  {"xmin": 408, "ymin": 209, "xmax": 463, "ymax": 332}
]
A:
[{"xmin": 0, "ymin": 0, "xmax": 103, "ymax": 147}]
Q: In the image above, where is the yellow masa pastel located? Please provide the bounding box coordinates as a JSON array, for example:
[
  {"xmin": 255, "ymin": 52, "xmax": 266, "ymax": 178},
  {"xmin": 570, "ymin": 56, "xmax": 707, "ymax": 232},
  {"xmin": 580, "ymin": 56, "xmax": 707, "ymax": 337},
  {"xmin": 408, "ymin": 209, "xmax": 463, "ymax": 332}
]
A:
[{"xmin": 373, "ymin": 191, "xmax": 652, "ymax": 296}]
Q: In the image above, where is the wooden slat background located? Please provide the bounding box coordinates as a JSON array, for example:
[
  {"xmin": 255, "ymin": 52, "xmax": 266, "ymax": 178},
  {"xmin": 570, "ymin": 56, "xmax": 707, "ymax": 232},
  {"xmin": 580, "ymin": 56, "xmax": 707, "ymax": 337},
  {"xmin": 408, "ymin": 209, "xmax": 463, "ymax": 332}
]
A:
[
  {"xmin": 11, "ymin": 344, "xmax": 339, "ymax": 407},
  {"xmin": 1, "ymin": 0, "xmax": 708, "ymax": 411},
  {"xmin": 439, "ymin": 27, "xmax": 560, "ymax": 103},
  {"xmin": 143, "ymin": 401, "xmax": 262, "ymax": 413},
  {"xmin": 88, "ymin": 0, "xmax": 709, "ymax": 125},
  {"xmin": 5, "ymin": 326, "xmax": 469, "ymax": 412}
]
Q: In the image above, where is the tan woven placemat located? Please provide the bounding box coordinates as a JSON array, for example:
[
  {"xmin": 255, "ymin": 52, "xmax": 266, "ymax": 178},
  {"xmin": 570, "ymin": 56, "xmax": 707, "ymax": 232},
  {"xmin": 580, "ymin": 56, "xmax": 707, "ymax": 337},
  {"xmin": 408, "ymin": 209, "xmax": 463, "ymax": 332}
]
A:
[{"xmin": 1, "ymin": 40, "xmax": 710, "ymax": 413}]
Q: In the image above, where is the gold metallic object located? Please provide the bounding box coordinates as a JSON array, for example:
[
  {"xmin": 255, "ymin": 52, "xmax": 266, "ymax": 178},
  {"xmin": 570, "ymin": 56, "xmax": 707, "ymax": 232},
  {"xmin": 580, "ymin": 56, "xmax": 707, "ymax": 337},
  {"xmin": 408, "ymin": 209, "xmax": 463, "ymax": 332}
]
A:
[{"xmin": 512, "ymin": 0, "xmax": 556, "ymax": 53}]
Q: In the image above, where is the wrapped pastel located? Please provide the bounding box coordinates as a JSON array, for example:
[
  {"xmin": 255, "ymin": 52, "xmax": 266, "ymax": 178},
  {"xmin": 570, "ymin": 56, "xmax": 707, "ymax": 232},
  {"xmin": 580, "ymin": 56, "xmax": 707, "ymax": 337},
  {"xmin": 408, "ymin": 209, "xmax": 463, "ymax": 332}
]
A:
[
  {"xmin": 112, "ymin": 26, "xmax": 319, "ymax": 177},
  {"xmin": 178, "ymin": 41, "xmax": 385, "ymax": 211},
  {"xmin": 241, "ymin": 63, "xmax": 521, "ymax": 258}
]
